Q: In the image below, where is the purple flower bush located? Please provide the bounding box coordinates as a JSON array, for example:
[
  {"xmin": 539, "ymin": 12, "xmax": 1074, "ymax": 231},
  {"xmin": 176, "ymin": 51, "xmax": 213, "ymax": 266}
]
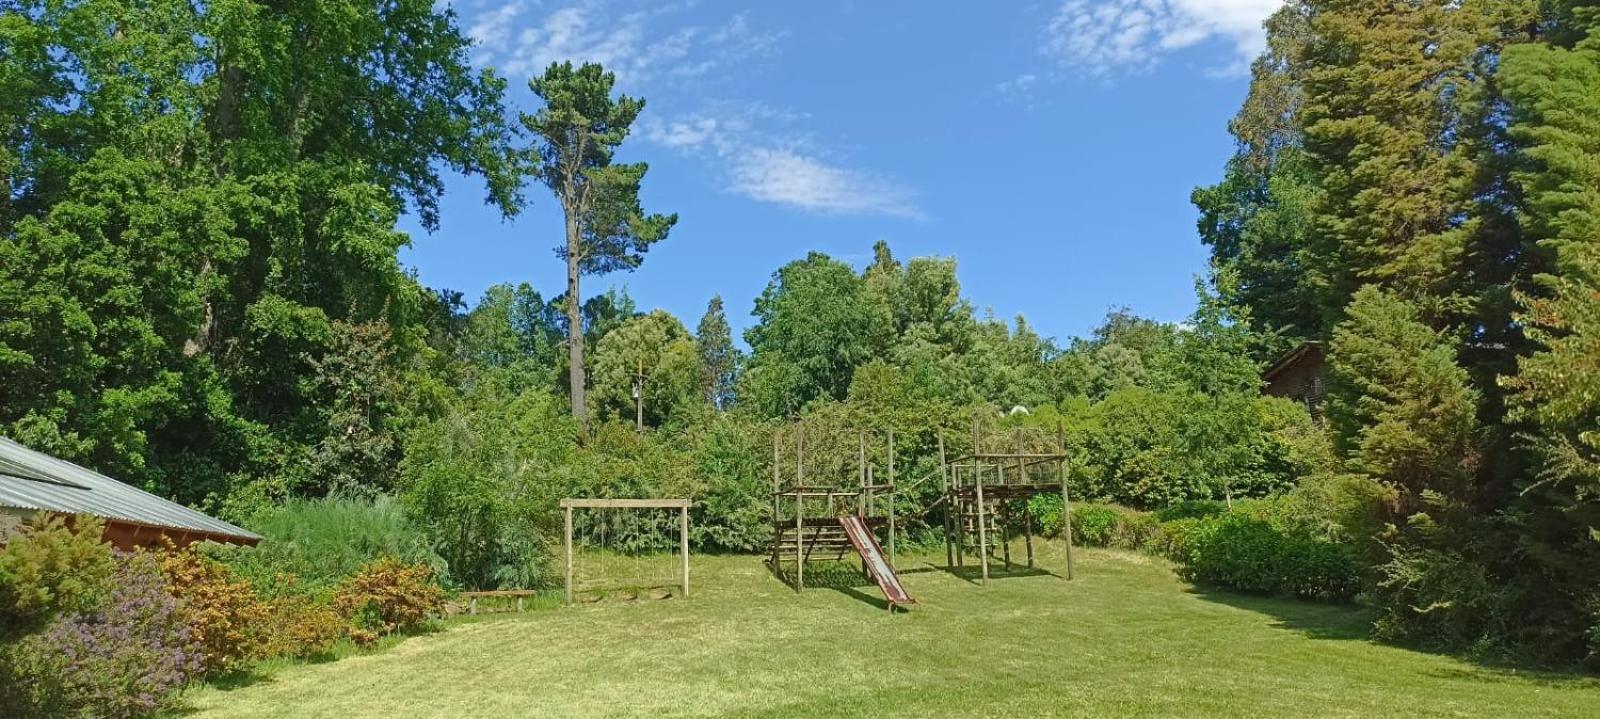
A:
[{"xmin": 14, "ymin": 553, "xmax": 201, "ymax": 718}]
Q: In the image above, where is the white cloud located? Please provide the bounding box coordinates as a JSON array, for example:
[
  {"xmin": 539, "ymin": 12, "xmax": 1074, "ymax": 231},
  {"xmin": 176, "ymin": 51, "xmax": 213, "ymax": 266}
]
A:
[
  {"xmin": 728, "ymin": 147, "xmax": 922, "ymax": 219},
  {"xmin": 995, "ymin": 73, "xmax": 1038, "ymax": 97},
  {"xmin": 643, "ymin": 104, "xmax": 920, "ymax": 219},
  {"xmin": 470, "ymin": 4, "xmax": 782, "ymax": 86},
  {"xmin": 466, "ymin": 0, "xmax": 526, "ymax": 57},
  {"xmin": 472, "ymin": 3, "xmax": 913, "ymax": 219},
  {"xmin": 1044, "ymin": 0, "xmax": 1282, "ymax": 77}
]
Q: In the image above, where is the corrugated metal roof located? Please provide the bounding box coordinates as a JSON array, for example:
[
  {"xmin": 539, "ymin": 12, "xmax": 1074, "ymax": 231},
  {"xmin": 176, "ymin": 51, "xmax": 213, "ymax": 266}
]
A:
[{"xmin": 0, "ymin": 437, "xmax": 260, "ymax": 543}]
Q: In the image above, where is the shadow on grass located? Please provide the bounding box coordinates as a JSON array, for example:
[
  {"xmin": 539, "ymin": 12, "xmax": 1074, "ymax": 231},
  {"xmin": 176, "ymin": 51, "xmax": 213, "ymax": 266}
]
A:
[
  {"xmin": 1186, "ymin": 584, "xmax": 1600, "ymax": 685},
  {"xmin": 766, "ymin": 559, "xmax": 911, "ymax": 612},
  {"xmin": 938, "ymin": 562, "xmax": 1058, "ymax": 585},
  {"xmin": 1184, "ymin": 585, "xmax": 1371, "ymax": 641}
]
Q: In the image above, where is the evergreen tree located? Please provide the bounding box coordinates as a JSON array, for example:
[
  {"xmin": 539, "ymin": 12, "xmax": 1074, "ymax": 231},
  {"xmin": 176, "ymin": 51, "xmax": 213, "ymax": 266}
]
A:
[
  {"xmin": 695, "ymin": 296, "xmax": 739, "ymax": 410},
  {"xmin": 519, "ymin": 62, "xmax": 677, "ymax": 432}
]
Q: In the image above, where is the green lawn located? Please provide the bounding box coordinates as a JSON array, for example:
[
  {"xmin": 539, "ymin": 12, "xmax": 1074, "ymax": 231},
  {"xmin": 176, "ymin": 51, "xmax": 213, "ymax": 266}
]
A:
[{"xmin": 176, "ymin": 546, "xmax": 1600, "ymax": 718}]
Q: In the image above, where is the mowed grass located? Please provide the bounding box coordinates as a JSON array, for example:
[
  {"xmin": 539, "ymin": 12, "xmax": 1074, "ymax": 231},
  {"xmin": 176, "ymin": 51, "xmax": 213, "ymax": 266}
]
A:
[{"xmin": 175, "ymin": 545, "xmax": 1600, "ymax": 718}]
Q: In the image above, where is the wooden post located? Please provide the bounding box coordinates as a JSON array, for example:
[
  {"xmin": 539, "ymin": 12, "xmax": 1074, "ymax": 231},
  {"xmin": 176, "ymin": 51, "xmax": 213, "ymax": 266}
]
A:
[
  {"xmin": 771, "ymin": 431, "xmax": 780, "ymax": 567},
  {"xmin": 797, "ymin": 428, "xmax": 805, "ymax": 487},
  {"xmin": 1024, "ymin": 502, "xmax": 1035, "ymax": 568},
  {"xmin": 794, "ymin": 493, "xmax": 804, "ymax": 592},
  {"xmin": 1058, "ymin": 422, "xmax": 1075, "ymax": 581},
  {"xmin": 858, "ymin": 431, "xmax": 866, "ymax": 518},
  {"xmin": 564, "ymin": 505, "xmax": 574, "ymax": 605},
  {"xmin": 975, "ymin": 473, "xmax": 990, "ymax": 584},
  {"xmin": 680, "ymin": 504, "xmax": 690, "ymax": 598},
  {"xmin": 1001, "ymin": 498, "xmax": 1012, "ymax": 570},
  {"xmin": 940, "ymin": 432, "xmax": 953, "ymax": 568},
  {"xmin": 517, "ymin": 596, "xmax": 524, "ymax": 612},
  {"xmin": 887, "ymin": 429, "xmax": 896, "ymax": 570}
]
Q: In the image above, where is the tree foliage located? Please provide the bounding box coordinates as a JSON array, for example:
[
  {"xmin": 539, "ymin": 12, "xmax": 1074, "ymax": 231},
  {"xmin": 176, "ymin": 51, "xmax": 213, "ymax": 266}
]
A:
[{"xmin": 519, "ymin": 62, "xmax": 676, "ymax": 430}]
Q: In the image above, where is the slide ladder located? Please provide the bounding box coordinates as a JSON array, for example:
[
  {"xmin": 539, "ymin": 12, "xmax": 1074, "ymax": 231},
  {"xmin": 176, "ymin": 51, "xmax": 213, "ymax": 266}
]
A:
[{"xmin": 837, "ymin": 514, "xmax": 916, "ymax": 611}]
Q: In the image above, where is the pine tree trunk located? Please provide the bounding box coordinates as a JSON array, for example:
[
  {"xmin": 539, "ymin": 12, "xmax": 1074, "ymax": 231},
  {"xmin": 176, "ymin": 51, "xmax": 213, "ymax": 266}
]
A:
[{"xmin": 564, "ymin": 208, "xmax": 588, "ymax": 433}]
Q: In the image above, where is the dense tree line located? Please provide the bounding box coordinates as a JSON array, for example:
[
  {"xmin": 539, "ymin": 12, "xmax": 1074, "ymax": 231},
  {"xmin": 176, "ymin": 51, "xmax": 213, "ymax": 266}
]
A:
[
  {"xmin": 1194, "ymin": 0, "xmax": 1600, "ymax": 663},
  {"xmin": 6, "ymin": 0, "xmax": 1595, "ymax": 670}
]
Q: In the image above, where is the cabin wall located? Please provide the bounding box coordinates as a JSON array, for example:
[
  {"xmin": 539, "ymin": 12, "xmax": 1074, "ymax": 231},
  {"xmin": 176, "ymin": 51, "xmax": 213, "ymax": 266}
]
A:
[{"xmin": 0, "ymin": 506, "xmax": 34, "ymax": 545}]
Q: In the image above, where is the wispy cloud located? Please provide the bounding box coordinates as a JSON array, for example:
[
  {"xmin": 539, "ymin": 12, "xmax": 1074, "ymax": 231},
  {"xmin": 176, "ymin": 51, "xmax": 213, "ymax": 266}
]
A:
[
  {"xmin": 642, "ymin": 104, "xmax": 921, "ymax": 220},
  {"xmin": 1043, "ymin": 0, "xmax": 1281, "ymax": 78},
  {"xmin": 468, "ymin": 3, "xmax": 782, "ymax": 86},
  {"xmin": 470, "ymin": 2, "xmax": 917, "ymax": 219},
  {"xmin": 729, "ymin": 147, "xmax": 922, "ymax": 219}
]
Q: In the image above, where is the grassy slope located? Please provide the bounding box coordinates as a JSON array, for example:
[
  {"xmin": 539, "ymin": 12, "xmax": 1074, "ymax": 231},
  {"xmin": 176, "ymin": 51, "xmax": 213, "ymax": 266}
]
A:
[{"xmin": 176, "ymin": 546, "xmax": 1600, "ymax": 718}]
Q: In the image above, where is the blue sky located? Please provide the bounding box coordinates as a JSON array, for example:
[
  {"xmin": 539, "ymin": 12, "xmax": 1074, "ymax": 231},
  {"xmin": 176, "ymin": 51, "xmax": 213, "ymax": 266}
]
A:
[{"xmin": 400, "ymin": 0, "xmax": 1284, "ymax": 344}]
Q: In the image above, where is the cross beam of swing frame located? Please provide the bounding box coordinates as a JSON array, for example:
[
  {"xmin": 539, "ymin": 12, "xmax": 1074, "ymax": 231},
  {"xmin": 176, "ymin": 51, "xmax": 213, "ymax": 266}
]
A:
[{"xmin": 560, "ymin": 498, "xmax": 692, "ymax": 509}]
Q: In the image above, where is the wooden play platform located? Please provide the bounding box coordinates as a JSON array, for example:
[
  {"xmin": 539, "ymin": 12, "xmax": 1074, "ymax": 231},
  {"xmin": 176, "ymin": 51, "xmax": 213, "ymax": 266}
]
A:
[{"xmin": 767, "ymin": 418, "xmax": 1078, "ymax": 610}]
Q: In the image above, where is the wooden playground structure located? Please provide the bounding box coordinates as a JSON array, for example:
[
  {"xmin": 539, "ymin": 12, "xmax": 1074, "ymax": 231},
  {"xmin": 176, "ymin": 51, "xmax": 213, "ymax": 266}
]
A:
[
  {"xmin": 939, "ymin": 424, "xmax": 1076, "ymax": 583},
  {"xmin": 768, "ymin": 426, "xmax": 912, "ymax": 610},
  {"xmin": 767, "ymin": 417, "xmax": 1077, "ymax": 611}
]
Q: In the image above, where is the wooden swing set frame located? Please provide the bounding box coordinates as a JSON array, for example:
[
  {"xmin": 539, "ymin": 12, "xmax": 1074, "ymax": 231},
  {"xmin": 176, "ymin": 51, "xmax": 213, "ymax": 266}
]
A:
[{"xmin": 560, "ymin": 498, "xmax": 691, "ymax": 605}]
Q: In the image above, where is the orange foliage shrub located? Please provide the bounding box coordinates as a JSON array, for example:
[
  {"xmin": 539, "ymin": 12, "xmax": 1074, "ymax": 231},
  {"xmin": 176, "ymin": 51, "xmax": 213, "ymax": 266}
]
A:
[
  {"xmin": 259, "ymin": 588, "xmax": 347, "ymax": 659},
  {"xmin": 332, "ymin": 557, "xmax": 443, "ymax": 638},
  {"xmin": 156, "ymin": 546, "xmax": 270, "ymax": 675}
]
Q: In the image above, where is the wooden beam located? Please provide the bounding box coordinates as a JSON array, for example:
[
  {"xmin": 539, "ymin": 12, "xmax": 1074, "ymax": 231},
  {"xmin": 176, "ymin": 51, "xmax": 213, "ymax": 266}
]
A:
[
  {"xmin": 794, "ymin": 493, "xmax": 804, "ymax": 592},
  {"xmin": 888, "ymin": 429, "xmax": 896, "ymax": 571},
  {"xmin": 940, "ymin": 431, "xmax": 954, "ymax": 569},
  {"xmin": 976, "ymin": 472, "xmax": 990, "ymax": 584},
  {"xmin": 560, "ymin": 498, "xmax": 691, "ymax": 509},
  {"xmin": 680, "ymin": 505, "xmax": 690, "ymax": 598},
  {"xmin": 563, "ymin": 505, "xmax": 574, "ymax": 605},
  {"xmin": 1058, "ymin": 421, "xmax": 1075, "ymax": 581}
]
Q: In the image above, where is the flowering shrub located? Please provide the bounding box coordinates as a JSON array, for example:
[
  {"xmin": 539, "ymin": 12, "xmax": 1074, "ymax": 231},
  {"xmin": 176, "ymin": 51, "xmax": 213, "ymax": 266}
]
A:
[
  {"xmin": 12, "ymin": 553, "xmax": 201, "ymax": 719},
  {"xmin": 333, "ymin": 557, "xmax": 443, "ymax": 639},
  {"xmin": 157, "ymin": 546, "xmax": 271, "ymax": 675}
]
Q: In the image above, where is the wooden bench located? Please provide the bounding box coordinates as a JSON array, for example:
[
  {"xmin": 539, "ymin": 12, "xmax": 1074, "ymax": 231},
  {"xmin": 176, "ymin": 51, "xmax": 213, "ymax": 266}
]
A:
[{"xmin": 459, "ymin": 589, "xmax": 543, "ymax": 615}]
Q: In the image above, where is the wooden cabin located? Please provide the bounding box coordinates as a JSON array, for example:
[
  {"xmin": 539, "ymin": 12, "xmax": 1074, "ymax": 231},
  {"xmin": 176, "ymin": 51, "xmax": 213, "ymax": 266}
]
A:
[
  {"xmin": 1263, "ymin": 341, "xmax": 1328, "ymax": 421},
  {"xmin": 0, "ymin": 437, "xmax": 260, "ymax": 550}
]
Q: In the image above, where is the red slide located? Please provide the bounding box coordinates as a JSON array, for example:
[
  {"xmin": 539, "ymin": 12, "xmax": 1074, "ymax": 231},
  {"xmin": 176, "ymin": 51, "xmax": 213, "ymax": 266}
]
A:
[{"xmin": 838, "ymin": 514, "xmax": 916, "ymax": 610}]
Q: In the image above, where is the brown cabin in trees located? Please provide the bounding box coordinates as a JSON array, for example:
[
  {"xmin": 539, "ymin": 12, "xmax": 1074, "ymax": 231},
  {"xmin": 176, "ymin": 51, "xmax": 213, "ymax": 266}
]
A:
[
  {"xmin": 0, "ymin": 437, "xmax": 260, "ymax": 550},
  {"xmin": 1263, "ymin": 341, "xmax": 1328, "ymax": 421}
]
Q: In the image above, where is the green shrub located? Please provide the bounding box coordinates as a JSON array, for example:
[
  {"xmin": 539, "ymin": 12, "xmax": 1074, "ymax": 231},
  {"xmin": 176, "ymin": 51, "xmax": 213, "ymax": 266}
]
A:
[
  {"xmin": 1027, "ymin": 495, "xmax": 1065, "ymax": 538},
  {"xmin": 1155, "ymin": 500, "xmax": 1228, "ymax": 523},
  {"xmin": 1109, "ymin": 509, "xmax": 1160, "ymax": 550},
  {"xmin": 1149, "ymin": 517, "xmax": 1203, "ymax": 561},
  {"xmin": 1180, "ymin": 514, "xmax": 1360, "ymax": 602},
  {"xmin": 1370, "ymin": 542, "xmax": 1508, "ymax": 653},
  {"xmin": 1071, "ymin": 504, "xmax": 1121, "ymax": 546}
]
